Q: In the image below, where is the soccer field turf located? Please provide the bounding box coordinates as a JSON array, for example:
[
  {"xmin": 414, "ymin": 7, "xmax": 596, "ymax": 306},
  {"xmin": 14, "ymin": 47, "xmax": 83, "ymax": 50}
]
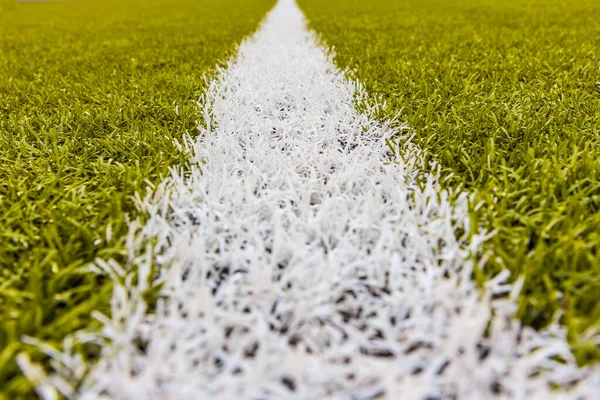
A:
[
  {"xmin": 299, "ymin": 0, "xmax": 600, "ymax": 363},
  {"xmin": 1, "ymin": 0, "xmax": 600, "ymax": 397},
  {"xmin": 0, "ymin": 0, "xmax": 274, "ymax": 396}
]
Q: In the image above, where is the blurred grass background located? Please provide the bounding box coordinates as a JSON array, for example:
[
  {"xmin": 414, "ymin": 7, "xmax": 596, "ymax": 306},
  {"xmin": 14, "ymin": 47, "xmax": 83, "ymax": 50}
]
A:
[{"xmin": 0, "ymin": 0, "xmax": 274, "ymax": 396}]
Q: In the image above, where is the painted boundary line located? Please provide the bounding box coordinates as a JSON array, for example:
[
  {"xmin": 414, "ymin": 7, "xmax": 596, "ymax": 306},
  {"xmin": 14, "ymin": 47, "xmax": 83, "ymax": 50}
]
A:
[{"xmin": 19, "ymin": 0, "xmax": 600, "ymax": 398}]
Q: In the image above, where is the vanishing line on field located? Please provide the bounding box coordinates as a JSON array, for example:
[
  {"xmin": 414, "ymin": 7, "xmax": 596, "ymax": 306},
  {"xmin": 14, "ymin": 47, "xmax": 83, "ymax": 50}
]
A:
[{"xmin": 19, "ymin": 0, "xmax": 600, "ymax": 398}]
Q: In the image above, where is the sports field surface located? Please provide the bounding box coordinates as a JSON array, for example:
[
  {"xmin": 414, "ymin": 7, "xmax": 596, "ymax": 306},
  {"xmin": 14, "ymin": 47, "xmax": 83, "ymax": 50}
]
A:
[
  {"xmin": 299, "ymin": 0, "xmax": 600, "ymax": 365},
  {"xmin": 1, "ymin": 0, "xmax": 599, "ymax": 398},
  {"xmin": 0, "ymin": 0, "xmax": 274, "ymax": 397}
]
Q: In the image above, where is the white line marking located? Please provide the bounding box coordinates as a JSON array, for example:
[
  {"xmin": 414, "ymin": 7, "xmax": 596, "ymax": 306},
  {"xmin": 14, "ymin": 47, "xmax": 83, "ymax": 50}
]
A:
[{"xmin": 20, "ymin": 0, "xmax": 599, "ymax": 398}]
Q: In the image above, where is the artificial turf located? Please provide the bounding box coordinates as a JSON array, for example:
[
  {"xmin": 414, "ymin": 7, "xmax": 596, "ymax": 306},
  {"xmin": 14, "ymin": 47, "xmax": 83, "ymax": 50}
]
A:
[
  {"xmin": 299, "ymin": 0, "xmax": 600, "ymax": 364},
  {"xmin": 0, "ymin": 0, "xmax": 274, "ymax": 396}
]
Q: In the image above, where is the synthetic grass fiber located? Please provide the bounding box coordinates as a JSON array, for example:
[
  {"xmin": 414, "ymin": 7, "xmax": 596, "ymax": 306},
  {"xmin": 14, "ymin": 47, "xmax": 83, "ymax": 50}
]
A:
[
  {"xmin": 299, "ymin": 0, "xmax": 600, "ymax": 363},
  {"xmin": 0, "ymin": 0, "xmax": 274, "ymax": 396}
]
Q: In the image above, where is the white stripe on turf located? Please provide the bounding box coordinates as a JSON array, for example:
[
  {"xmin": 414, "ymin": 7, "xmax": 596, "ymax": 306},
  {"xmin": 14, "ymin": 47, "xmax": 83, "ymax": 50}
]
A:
[{"xmin": 19, "ymin": 0, "xmax": 599, "ymax": 398}]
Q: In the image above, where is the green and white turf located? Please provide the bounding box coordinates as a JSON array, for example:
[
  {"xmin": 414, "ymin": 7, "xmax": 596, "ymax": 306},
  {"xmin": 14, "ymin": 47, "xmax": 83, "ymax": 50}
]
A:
[
  {"xmin": 1, "ymin": 0, "xmax": 600, "ymax": 398},
  {"xmin": 0, "ymin": 0, "xmax": 274, "ymax": 397},
  {"xmin": 299, "ymin": 0, "xmax": 600, "ymax": 363}
]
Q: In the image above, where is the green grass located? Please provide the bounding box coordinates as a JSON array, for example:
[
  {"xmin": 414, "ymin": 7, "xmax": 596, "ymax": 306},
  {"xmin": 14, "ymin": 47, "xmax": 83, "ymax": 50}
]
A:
[
  {"xmin": 0, "ymin": 0, "xmax": 274, "ymax": 396},
  {"xmin": 299, "ymin": 0, "xmax": 600, "ymax": 363}
]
